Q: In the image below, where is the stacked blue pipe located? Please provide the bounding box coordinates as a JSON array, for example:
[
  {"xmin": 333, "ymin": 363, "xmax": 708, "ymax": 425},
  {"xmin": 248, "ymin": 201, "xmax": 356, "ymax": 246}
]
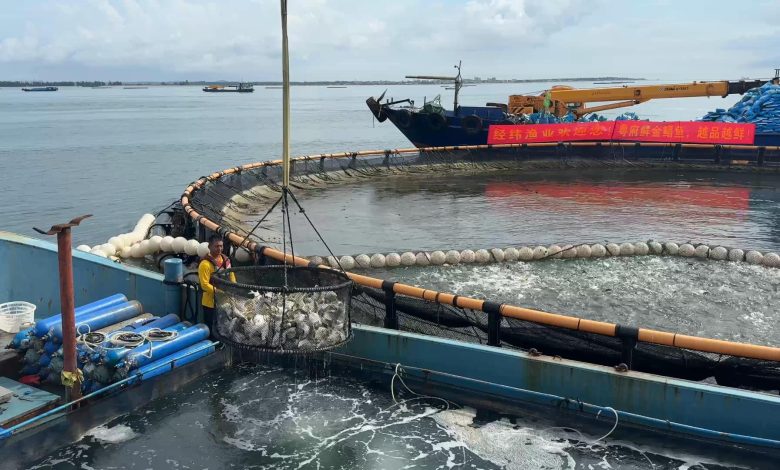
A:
[
  {"xmin": 47, "ymin": 321, "xmax": 192, "ymax": 383},
  {"xmin": 9, "ymin": 292, "xmax": 217, "ymax": 392},
  {"xmin": 37, "ymin": 312, "xmax": 163, "ymax": 382},
  {"xmin": 33, "ymin": 294, "xmax": 128, "ymax": 338},
  {"xmin": 84, "ymin": 313, "xmax": 180, "ymax": 363},
  {"xmin": 10, "ymin": 294, "xmax": 127, "ymax": 350}
]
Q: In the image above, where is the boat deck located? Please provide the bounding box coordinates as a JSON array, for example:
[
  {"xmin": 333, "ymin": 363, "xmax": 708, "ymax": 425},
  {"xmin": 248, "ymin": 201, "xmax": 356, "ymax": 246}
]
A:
[{"xmin": 0, "ymin": 377, "xmax": 59, "ymax": 428}]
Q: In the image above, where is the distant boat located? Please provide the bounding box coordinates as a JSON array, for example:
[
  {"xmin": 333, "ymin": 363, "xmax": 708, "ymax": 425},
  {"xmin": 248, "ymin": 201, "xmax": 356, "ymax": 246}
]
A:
[
  {"xmin": 21, "ymin": 87, "xmax": 58, "ymax": 92},
  {"xmin": 203, "ymin": 83, "xmax": 254, "ymax": 93}
]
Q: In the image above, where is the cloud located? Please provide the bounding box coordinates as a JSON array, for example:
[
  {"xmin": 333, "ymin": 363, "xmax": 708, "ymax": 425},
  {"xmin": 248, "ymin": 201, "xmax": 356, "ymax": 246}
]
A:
[
  {"xmin": 0, "ymin": 0, "xmax": 596, "ymax": 80},
  {"xmin": 0, "ymin": 0, "xmax": 775, "ymax": 81}
]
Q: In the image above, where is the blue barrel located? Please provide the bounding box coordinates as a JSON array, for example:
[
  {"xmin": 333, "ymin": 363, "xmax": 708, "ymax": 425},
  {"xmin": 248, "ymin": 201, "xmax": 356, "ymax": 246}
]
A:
[
  {"xmin": 50, "ymin": 301, "xmax": 143, "ymax": 341},
  {"xmin": 128, "ymin": 340, "xmax": 216, "ymax": 383},
  {"xmin": 103, "ymin": 321, "xmax": 192, "ymax": 365},
  {"xmin": 120, "ymin": 324, "xmax": 210, "ymax": 370},
  {"xmin": 33, "ymin": 294, "xmax": 127, "ymax": 337}
]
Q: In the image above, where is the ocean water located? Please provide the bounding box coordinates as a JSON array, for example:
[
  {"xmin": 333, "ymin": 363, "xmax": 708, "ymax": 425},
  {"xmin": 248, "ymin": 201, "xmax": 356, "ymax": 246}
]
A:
[
  {"xmin": 27, "ymin": 364, "xmax": 767, "ymax": 470},
  {"xmin": 3, "ymin": 85, "xmax": 778, "ymax": 469},
  {"xmin": 0, "ymin": 82, "xmax": 756, "ymax": 246}
]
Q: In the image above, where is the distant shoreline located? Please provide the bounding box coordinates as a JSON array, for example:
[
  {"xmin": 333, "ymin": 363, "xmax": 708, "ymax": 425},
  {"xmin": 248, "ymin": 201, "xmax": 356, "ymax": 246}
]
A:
[{"xmin": 0, "ymin": 77, "xmax": 645, "ymax": 88}]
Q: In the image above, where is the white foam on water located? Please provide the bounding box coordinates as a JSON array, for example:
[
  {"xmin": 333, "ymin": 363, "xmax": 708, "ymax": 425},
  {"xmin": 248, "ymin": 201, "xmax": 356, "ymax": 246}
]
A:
[
  {"xmin": 432, "ymin": 408, "xmax": 576, "ymax": 470},
  {"xmin": 84, "ymin": 423, "xmax": 137, "ymax": 444},
  {"xmin": 223, "ymin": 436, "xmax": 265, "ymax": 453}
]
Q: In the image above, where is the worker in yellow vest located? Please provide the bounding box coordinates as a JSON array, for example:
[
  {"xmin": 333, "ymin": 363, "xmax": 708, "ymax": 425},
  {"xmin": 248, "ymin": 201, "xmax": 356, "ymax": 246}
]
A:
[{"xmin": 198, "ymin": 235, "xmax": 236, "ymax": 331}]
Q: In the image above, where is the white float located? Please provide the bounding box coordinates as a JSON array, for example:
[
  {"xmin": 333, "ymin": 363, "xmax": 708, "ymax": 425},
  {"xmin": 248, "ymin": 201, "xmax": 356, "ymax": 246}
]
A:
[
  {"xmin": 370, "ymin": 253, "xmax": 386, "ymax": 268},
  {"xmin": 590, "ymin": 244, "xmax": 606, "ymax": 257},
  {"xmin": 460, "ymin": 250, "xmax": 476, "ymax": 263},
  {"xmin": 400, "ymin": 252, "xmax": 416, "ymax": 266},
  {"xmin": 445, "ymin": 250, "xmax": 461, "ymax": 265},
  {"xmin": 339, "ymin": 255, "xmax": 356, "ymax": 270},
  {"xmin": 386, "ymin": 253, "xmax": 401, "ymax": 267}
]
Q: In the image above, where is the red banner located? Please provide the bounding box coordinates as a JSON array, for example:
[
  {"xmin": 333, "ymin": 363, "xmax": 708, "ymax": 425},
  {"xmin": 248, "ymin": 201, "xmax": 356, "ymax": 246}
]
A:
[
  {"xmin": 487, "ymin": 122, "xmax": 615, "ymax": 144},
  {"xmin": 612, "ymin": 121, "xmax": 755, "ymax": 144},
  {"xmin": 487, "ymin": 121, "xmax": 755, "ymax": 145}
]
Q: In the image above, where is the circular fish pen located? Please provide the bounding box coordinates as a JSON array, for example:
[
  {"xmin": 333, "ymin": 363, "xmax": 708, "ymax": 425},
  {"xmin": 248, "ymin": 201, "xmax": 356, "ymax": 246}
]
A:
[{"xmin": 176, "ymin": 143, "xmax": 780, "ymax": 391}]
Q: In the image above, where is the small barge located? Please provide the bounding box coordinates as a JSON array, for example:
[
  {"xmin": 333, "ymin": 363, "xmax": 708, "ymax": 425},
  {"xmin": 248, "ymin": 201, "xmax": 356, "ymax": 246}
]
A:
[
  {"xmin": 21, "ymin": 87, "xmax": 58, "ymax": 92},
  {"xmin": 202, "ymin": 83, "xmax": 254, "ymax": 93}
]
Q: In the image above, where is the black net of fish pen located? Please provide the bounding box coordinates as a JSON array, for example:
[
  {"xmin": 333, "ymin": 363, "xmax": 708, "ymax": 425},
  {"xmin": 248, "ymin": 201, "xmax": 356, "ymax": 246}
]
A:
[
  {"xmin": 187, "ymin": 147, "xmax": 780, "ymax": 388},
  {"xmin": 212, "ymin": 266, "xmax": 353, "ymax": 354},
  {"xmin": 349, "ymin": 285, "xmax": 780, "ymax": 392}
]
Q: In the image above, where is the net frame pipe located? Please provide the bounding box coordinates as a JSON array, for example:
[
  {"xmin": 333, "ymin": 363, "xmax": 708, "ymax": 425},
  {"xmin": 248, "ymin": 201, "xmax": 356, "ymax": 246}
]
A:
[{"xmin": 181, "ymin": 144, "xmax": 780, "ymax": 363}]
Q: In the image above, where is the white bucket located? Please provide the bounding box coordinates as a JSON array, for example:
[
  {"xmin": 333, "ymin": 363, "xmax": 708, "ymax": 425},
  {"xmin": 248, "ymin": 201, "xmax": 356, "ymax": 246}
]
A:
[{"xmin": 0, "ymin": 301, "xmax": 36, "ymax": 333}]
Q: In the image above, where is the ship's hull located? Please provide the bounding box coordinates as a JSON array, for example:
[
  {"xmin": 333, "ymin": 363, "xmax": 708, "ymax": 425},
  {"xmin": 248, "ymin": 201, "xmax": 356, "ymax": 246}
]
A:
[
  {"xmin": 202, "ymin": 88, "xmax": 254, "ymax": 93},
  {"xmin": 372, "ymin": 101, "xmax": 780, "ymax": 149},
  {"xmin": 3, "ymin": 228, "xmax": 780, "ymax": 463}
]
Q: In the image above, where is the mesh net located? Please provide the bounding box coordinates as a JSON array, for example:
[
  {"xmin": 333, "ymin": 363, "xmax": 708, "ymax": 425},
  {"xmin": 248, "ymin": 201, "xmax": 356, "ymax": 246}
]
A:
[
  {"xmin": 212, "ymin": 266, "xmax": 353, "ymax": 354},
  {"xmin": 187, "ymin": 147, "xmax": 780, "ymax": 390},
  {"xmin": 350, "ymin": 285, "xmax": 780, "ymax": 390}
]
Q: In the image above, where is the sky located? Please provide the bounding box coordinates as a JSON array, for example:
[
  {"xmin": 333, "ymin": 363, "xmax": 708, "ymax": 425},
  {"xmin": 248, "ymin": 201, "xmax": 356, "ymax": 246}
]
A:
[{"xmin": 0, "ymin": 0, "xmax": 778, "ymax": 82}]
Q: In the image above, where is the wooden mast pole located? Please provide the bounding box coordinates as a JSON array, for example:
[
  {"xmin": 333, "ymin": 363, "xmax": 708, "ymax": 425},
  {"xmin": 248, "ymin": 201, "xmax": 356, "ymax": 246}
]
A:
[{"xmin": 281, "ymin": 0, "xmax": 291, "ymax": 188}]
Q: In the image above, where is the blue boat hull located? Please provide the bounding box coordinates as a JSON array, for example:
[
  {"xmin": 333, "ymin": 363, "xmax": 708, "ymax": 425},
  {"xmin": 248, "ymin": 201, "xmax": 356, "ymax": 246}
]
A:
[
  {"xmin": 376, "ymin": 105, "xmax": 780, "ymax": 149},
  {"xmin": 2, "ymin": 231, "xmax": 780, "ymax": 462}
]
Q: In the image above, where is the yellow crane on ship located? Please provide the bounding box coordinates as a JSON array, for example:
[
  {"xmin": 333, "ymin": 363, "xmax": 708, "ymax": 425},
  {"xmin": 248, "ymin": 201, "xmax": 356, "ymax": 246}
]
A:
[{"xmin": 508, "ymin": 70, "xmax": 779, "ymax": 117}]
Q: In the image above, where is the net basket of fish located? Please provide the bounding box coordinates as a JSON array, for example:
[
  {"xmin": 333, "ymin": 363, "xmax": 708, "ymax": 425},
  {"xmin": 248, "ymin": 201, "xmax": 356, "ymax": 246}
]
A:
[{"xmin": 211, "ymin": 265, "xmax": 353, "ymax": 354}]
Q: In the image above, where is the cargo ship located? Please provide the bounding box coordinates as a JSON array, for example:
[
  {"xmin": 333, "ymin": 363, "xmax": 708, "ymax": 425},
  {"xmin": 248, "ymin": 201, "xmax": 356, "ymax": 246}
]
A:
[
  {"xmin": 202, "ymin": 83, "xmax": 254, "ymax": 93},
  {"xmin": 366, "ymin": 65, "xmax": 780, "ymax": 148},
  {"xmin": 21, "ymin": 87, "xmax": 58, "ymax": 92}
]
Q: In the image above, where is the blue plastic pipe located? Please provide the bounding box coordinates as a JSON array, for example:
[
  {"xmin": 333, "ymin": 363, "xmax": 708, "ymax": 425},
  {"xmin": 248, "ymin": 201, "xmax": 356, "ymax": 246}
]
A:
[
  {"xmin": 103, "ymin": 321, "xmax": 193, "ymax": 365},
  {"xmin": 50, "ymin": 301, "xmax": 143, "ymax": 341},
  {"xmin": 120, "ymin": 324, "xmax": 210, "ymax": 369},
  {"xmin": 33, "ymin": 294, "xmax": 127, "ymax": 337},
  {"xmin": 130, "ymin": 340, "xmax": 215, "ymax": 382},
  {"xmin": 81, "ymin": 314, "xmax": 180, "ymax": 363}
]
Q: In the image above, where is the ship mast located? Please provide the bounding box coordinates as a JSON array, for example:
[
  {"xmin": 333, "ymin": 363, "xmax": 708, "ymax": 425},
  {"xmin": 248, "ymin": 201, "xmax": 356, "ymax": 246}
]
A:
[
  {"xmin": 405, "ymin": 60, "xmax": 462, "ymax": 112},
  {"xmin": 281, "ymin": 0, "xmax": 291, "ymax": 188}
]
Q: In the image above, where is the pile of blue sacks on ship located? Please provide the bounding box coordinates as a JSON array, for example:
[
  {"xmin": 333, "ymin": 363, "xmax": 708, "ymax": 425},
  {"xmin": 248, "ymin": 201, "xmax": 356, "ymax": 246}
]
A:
[
  {"xmin": 700, "ymin": 81, "xmax": 780, "ymax": 133},
  {"xmin": 8, "ymin": 294, "xmax": 216, "ymax": 394},
  {"xmin": 521, "ymin": 111, "xmax": 639, "ymax": 124}
]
